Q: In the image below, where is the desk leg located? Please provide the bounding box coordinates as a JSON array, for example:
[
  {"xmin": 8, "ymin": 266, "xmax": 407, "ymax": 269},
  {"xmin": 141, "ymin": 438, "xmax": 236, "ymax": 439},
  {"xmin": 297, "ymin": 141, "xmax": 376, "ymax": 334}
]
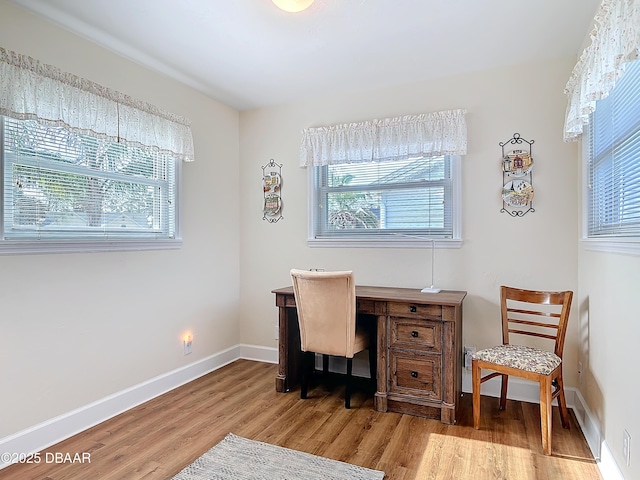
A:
[
  {"xmin": 374, "ymin": 313, "xmax": 388, "ymax": 412},
  {"xmin": 276, "ymin": 306, "xmax": 301, "ymax": 393},
  {"xmin": 440, "ymin": 306, "xmax": 460, "ymax": 424}
]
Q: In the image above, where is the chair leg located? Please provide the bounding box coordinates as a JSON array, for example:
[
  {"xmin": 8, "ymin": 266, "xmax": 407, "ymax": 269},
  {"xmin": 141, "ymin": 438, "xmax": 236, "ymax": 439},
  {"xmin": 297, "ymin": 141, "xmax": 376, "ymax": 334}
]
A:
[
  {"xmin": 472, "ymin": 359, "xmax": 481, "ymax": 429},
  {"xmin": 539, "ymin": 375, "xmax": 553, "ymax": 455},
  {"xmin": 556, "ymin": 372, "xmax": 571, "ymax": 429},
  {"xmin": 345, "ymin": 357, "xmax": 353, "ymax": 409},
  {"xmin": 322, "ymin": 354, "xmax": 329, "ymax": 376},
  {"xmin": 500, "ymin": 374, "xmax": 509, "ymax": 410},
  {"xmin": 300, "ymin": 351, "xmax": 312, "ymax": 399}
]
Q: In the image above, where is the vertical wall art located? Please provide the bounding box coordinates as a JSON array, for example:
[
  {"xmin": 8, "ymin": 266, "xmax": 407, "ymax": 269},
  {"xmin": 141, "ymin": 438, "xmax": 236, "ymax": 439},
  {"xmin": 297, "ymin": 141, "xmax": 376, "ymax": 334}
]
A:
[
  {"xmin": 262, "ymin": 159, "xmax": 283, "ymax": 223},
  {"xmin": 500, "ymin": 133, "xmax": 535, "ymax": 217}
]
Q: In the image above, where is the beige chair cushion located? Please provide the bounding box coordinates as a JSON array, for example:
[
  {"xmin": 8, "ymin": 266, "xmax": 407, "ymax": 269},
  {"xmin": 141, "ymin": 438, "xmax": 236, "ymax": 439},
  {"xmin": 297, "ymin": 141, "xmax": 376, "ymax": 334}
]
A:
[
  {"xmin": 473, "ymin": 344, "xmax": 561, "ymax": 376},
  {"xmin": 291, "ymin": 269, "xmax": 367, "ymax": 358}
]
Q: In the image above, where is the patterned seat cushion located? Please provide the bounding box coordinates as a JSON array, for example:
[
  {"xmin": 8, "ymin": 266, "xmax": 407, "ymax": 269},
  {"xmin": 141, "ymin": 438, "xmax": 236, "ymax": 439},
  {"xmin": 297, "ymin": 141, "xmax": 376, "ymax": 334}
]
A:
[{"xmin": 473, "ymin": 344, "xmax": 561, "ymax": 375}]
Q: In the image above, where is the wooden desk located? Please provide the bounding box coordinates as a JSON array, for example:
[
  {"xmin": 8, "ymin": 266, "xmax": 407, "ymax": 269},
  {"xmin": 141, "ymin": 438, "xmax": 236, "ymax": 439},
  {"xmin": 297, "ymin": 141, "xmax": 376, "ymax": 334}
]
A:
[{"xmin": 272, "ymin": 285, "xmax": 466, "ymax": 424}]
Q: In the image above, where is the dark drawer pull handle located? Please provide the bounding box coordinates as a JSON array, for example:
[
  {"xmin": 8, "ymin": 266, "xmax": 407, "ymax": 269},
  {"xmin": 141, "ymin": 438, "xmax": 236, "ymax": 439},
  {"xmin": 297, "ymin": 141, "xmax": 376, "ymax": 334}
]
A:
[
  {"xmin": 411, "ymin": 331, "xmax": 419, "ymax": 338},
  {"xmin": 411, "ymin": 371, "xmax": 418, "ymax": 378},
  {"xmin": 410, "ymin": 306, "xmax": 417, "ymax": 313}
]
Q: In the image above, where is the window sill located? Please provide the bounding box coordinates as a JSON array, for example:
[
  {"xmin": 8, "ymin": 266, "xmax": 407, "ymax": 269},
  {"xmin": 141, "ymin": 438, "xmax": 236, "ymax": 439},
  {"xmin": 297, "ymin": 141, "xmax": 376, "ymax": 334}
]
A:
[
  {"xmin": 581, "ymin": 237, "xmax": 640, "ymax": 256},
  {"xmin": 0, "ymin": 238, "xmax": 182, "ymax": 255},
  {"xmin": 307, "ymin": 237, "xmax": 462, "ymax": 249}
]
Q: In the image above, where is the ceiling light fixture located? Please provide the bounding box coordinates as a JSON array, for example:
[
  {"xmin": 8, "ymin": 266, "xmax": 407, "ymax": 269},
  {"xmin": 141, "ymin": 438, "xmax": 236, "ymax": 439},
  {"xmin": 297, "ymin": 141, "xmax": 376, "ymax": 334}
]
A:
[{"xmin": 272, "ymin": 0, "xmax": 314, "ymax": 13}]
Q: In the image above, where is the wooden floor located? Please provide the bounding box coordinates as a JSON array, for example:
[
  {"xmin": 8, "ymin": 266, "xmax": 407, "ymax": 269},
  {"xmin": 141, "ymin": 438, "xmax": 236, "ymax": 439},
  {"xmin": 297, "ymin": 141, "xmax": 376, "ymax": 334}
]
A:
[{"xmin": 1, "ymin": 360, "xmax": 601, "ymax": 480}]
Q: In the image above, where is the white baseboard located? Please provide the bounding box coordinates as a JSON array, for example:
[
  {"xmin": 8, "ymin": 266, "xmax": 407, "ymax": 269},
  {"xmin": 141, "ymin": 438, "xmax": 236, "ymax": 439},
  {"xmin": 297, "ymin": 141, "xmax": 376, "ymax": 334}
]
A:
[
  {"xmin": 572, "ymin": 390, "xmax": 626, "ymax": 480},
  {"xmin": 598, "ymin": 440, "xmax": 625, "ymax": 480},
  {"xmin": 0, "ymin": 344, "xmax": 277, "ymax": 471},
  {"xmin": 571, "ymin": 388, "xmax": 602, "ymax": 460},
  {"xmin": 1, "ymin": 351, "xmax": 623, "ymax": 480},
  {"xmin": 314, "ymin": 354, "xmax": 373, "ymax": 378},
  {"xmin": 238, "ymin": 344, "xmax": 278, "ymax": 364}
]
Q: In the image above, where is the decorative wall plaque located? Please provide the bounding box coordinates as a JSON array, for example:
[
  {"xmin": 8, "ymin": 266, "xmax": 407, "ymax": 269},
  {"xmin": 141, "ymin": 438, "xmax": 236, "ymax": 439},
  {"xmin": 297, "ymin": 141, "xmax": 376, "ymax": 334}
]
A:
[
  {"xmin": 500, "ymin": 133, "xmax": 535, "ymax": 217},
  {"xmin": 262, "ymin": 159, "xmax": 283, "ymax": 223}
]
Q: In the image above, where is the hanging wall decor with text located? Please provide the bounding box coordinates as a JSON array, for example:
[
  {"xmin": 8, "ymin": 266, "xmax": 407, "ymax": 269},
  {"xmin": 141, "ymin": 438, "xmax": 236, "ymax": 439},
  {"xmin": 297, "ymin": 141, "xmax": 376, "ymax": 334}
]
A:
[
  {"xmin": 262, "ymin": 159, "xmax": 283, "ymax": 223},
  {"xmin": 500, "ymin": 133, "xmax": 534, "ymax": 217}
]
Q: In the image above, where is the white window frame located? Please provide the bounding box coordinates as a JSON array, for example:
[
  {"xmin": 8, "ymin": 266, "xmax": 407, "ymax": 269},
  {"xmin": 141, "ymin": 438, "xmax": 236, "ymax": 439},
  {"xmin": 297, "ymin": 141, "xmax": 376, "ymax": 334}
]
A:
[
  {"xmin": 307, "ymin": 155, "xmax": 462, "ymax": 248},
  {"xmin": 0, "ymin": 118, "xmax": 182, "ymax": 255},
  {"xmin": 580, "ymin": 68, "xmax": 640, "ymax": 256}
]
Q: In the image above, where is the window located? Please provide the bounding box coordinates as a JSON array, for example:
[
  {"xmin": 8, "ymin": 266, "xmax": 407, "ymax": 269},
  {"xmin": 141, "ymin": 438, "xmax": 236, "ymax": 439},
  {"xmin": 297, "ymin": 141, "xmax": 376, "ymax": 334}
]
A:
[
  {"xmin": 0, "ymin": 116, "xmax": 180, "ymax": 254},
  {"xmin": 585, "ymin": 59, "xmax": 640, "ymax": 247},
  {"xmin": 0, "ymin": 46, "xmax": 192, "ymax": 255},
  {"xmin": 301, "ymin": 110, "xmax": 466, "ymax": 247},
  {"xmin": 309, "ymin": 155, "xmax": 461, "ymax": 247}
]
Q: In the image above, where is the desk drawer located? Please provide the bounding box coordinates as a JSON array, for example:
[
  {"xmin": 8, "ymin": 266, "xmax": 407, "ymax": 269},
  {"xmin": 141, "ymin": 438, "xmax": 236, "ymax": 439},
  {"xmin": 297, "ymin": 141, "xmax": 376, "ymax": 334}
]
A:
[
  {"xmin": 390, "ymin": 351, "xmax": 441, "ymax": 400},
  {"xmin": 388, "ymin": 302, "xmax": 441, "ymax": 320},
  {"xmin": 356, "ymin": 299, "xmax": 376, "ymax": 314},
  {"xmin": 390, "ymin": 318, "xmax": 442, "ymax": 353}
]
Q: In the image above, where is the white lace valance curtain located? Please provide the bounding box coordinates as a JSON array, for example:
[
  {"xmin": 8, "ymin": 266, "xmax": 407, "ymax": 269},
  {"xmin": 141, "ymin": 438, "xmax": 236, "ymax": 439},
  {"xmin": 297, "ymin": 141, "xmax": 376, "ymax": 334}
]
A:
[
  {"xmin": 0, "ymin": 47, "xmax": 194, "ymax": 162},
  {"xmin": 300, "ymin": 109, "xmax": 467, "ymax": 167},
  {"xmin": 563, "ymin": 0, "xmax": 640, "ymax": 142}
]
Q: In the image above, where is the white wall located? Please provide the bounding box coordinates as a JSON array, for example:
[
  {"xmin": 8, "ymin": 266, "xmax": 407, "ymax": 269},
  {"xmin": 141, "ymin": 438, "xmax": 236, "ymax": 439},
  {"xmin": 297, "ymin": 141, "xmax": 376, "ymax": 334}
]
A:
[
  {"xmin": 0, "ymin": 0, "xmax": 241, "ymax": 438},
  {"xmin": 578, "ymin": 200, "xmax": 640, "ymax": 475},
  {"xmin": 239, "ymin": 57, "xmax": 580, "ymax": 379}
]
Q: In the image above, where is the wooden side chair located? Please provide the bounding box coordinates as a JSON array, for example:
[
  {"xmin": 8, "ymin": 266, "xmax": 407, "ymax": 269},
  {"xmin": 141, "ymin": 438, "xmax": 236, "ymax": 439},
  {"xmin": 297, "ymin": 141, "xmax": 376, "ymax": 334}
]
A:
[
  {"xmin": 472, "ymin": 285, "xmax": 573, "ymax": 455},
  {"xmin": 290, "ymin": 269, "xmax": 375, "ymax": 409}
]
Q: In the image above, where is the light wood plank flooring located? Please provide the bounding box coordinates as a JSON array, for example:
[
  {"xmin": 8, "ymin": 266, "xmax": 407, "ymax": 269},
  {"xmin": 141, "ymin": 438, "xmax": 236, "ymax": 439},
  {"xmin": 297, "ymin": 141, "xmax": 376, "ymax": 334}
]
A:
[{"xmin": 1, "ymin": 360, "xmax": 601, "ymax": 480}]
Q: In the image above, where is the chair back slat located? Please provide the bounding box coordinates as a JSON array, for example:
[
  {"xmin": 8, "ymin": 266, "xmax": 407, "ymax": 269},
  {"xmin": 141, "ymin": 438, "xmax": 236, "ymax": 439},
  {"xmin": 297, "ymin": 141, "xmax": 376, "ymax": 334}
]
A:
[
  {"xmin": 500, "ymin": 285, "xmax": 573, "ymax": 358},
  {"xmin": 508, "ymin": 318, "xmax": 560, "ymax": 330},
  {"xmin": 508, "ymin": 307, "xmax": 561, "ymax": 319},
  {"xmin": 507, "ymin": 329, "xmax": 558, "ymax": 341}
]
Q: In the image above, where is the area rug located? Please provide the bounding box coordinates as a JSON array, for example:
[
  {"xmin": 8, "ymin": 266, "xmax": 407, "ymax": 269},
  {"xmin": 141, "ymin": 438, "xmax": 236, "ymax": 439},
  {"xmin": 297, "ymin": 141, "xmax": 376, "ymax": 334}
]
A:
[{"xmin": 171, "ymin": 433, "xmax": 385, "ymax": 480}]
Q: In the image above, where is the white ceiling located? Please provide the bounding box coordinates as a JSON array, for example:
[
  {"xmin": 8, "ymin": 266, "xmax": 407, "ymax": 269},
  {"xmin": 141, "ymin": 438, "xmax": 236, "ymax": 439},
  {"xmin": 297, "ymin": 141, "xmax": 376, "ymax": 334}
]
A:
[{"xmin": 10, "ymin": 0, "xmax": 600, "ymax": 111}]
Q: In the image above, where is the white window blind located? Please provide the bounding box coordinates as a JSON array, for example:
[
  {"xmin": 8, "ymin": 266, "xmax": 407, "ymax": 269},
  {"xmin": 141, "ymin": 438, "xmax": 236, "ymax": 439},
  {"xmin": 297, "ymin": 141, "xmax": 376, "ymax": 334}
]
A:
[
  {"xmin": 312, "ymin": 155, "xmax": 456, "ymax": 240},
  {"xmin": 587, "ymin": 59, "xmax": 640, "ymax": 238},
  {"xmin": 1, "ymin": 117, "xmax": 177, "ymax": 246}
]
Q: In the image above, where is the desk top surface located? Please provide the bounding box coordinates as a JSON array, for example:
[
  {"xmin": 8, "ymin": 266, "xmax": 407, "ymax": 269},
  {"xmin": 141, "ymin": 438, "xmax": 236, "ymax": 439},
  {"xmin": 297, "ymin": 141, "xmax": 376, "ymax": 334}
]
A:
[{"xmin": 272, "ymin": 285, "xmax": 466, "ymax": 306}]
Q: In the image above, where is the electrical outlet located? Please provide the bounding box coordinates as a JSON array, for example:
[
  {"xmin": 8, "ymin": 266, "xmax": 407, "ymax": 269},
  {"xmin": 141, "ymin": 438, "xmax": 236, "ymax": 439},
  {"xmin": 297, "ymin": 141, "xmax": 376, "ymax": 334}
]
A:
[
  {"xmin": 623, "ymin": 429, "xmax": 631, "ymax": 466},
  {"xmin": 274, "ymin": 325, "xmax": 279, "ymax": 340},
  {"xmin": 464, "ymin": 346, "xmax": 476, "ymax": 370},
  {"xmin": 184, "ymin": 335, "xmax": 192, "ymax": 355}
]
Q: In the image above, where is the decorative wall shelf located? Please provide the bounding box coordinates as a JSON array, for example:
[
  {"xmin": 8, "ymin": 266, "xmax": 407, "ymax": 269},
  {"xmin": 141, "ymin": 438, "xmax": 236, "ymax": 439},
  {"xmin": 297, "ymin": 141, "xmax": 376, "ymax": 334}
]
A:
[
  {"xmin": 262, "ymin": 159, "xmax": 283, "ymax": 223},
  {"xmin": 500, "ymin": 133, "xmax": 535, "ymax": 217}
]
